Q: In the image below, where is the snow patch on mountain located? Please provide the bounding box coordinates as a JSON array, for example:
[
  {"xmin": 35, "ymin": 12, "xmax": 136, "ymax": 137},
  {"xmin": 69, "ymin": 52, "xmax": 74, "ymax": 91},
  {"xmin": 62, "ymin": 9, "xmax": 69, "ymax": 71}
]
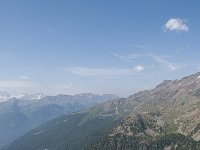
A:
[{"xmin": 0, "ymin": 92, "xmax": 46, "ymax": 102}]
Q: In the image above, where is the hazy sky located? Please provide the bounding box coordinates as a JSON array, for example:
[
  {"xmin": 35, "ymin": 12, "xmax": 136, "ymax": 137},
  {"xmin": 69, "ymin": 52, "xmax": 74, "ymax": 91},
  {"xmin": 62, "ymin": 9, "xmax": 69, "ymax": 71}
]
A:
[{"xmin": 0, "ymin": 0, "xmax": 200, "ymax": 96}]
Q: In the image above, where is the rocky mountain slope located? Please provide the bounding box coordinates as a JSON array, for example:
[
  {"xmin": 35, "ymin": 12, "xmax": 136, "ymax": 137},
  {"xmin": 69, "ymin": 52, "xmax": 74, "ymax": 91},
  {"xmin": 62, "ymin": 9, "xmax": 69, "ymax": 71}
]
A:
[
  {"xmin": 5, "ymin": 72, "xmax": 200, "ymax": 150},
  {"xmin": 0, "ymin": 93, "xmax": 118, "ymax": 149},
  {"xmin": 90, "ymin": 72, "xmax": 200, "ymax": 149}
]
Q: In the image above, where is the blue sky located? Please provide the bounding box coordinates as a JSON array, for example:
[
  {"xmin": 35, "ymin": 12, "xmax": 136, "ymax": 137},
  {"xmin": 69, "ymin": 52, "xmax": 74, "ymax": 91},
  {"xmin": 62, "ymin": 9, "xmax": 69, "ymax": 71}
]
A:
[{"xmin": 0, "ymin": 0, "xmax": 200, "ymax": 96}]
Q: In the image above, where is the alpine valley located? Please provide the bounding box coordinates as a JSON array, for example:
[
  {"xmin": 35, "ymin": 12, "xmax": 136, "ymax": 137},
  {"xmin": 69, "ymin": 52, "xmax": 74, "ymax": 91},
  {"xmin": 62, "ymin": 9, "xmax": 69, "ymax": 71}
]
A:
[
  {"xmin": 0, "ymin": 93, "xmax": 119, "ymax": 149},
  {"xmin": 4, "ymin": 72, "xmax": 200, "ymax": 150}
]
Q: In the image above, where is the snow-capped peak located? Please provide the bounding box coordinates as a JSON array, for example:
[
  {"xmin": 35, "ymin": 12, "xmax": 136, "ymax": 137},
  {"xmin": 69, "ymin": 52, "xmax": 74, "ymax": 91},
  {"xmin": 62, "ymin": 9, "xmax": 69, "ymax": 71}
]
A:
[{"xmin": 0, "ymin": 92, "xmax": 46, "ymax": 102}]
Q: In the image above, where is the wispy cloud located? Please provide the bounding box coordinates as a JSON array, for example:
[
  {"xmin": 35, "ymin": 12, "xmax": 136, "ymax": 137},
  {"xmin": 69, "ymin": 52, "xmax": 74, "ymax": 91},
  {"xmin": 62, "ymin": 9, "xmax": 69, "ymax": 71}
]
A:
[
  {"xmin": 66, "ymin": 66, "xmax": 144, "ymax": 77},
  {"xmin": 44, "ymin": 27, "xmax": 55, "ymax": 32},
  {"xmin": 0, "ymin": 80, "xmax": 37, "ymax": 88},
  {"xmin": 19, "ymin": 75, "xmax": 31, "ymax": 80},
  {"xmin": 110, "ymin": 52, "xmax": 143, "ymax": 62},
  {"xmin": 150, "ymin": 54, "xmax": 177, "ymax": 70},
  {"xmin": 163, "ymin": 18, "xmax": 189, "ymax": 32},
  {"xmin": 111, "ymin": 52, "xmax": 177, "ymax": 71},
  {"xmin": 130, "ymin": 44, "xmax": 146, "ymax": 49}
]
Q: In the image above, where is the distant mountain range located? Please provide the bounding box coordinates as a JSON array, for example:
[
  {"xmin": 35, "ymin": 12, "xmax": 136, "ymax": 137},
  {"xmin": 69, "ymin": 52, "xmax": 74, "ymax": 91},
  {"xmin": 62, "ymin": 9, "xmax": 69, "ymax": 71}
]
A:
[
  {"xmin": 4, "ymin": 72, "xmax": 200, "ymax": 150},
  {"xmin": 0, "ymin": 92, "xmax": 46, "ymax": 102},
  {"xmin": 0, "ymin": 93, "xmax": 119, "ymax": 149}
]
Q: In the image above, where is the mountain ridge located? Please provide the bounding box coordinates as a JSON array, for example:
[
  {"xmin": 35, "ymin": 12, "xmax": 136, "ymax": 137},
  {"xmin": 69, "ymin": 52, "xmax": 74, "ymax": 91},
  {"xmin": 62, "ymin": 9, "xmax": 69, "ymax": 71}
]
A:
[{"xmin": 4, "ymin": 72, "xmax": 200, "ymax": 150}]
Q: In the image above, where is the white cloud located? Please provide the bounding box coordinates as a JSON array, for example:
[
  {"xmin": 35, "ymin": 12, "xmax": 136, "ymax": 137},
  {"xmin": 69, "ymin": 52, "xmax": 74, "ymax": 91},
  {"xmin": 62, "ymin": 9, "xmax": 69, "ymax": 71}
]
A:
[
  {"xmin": 134, "ymin": 65, "xmax": 144, "ymax": 72},
  {"xmin": 66, "ymin": 66, "xmax": 144, "ymax": 77},
  {"xmin": 163, "ymin": 18, "xmax": 189, "ymax": 32}
]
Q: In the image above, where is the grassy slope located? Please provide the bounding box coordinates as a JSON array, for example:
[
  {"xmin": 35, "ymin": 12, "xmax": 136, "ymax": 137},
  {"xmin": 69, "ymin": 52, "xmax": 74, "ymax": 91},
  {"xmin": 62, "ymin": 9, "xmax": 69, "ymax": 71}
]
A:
[{"xmin": 6, "ymin": 112, "xmax": 121, "ymax": 150}]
